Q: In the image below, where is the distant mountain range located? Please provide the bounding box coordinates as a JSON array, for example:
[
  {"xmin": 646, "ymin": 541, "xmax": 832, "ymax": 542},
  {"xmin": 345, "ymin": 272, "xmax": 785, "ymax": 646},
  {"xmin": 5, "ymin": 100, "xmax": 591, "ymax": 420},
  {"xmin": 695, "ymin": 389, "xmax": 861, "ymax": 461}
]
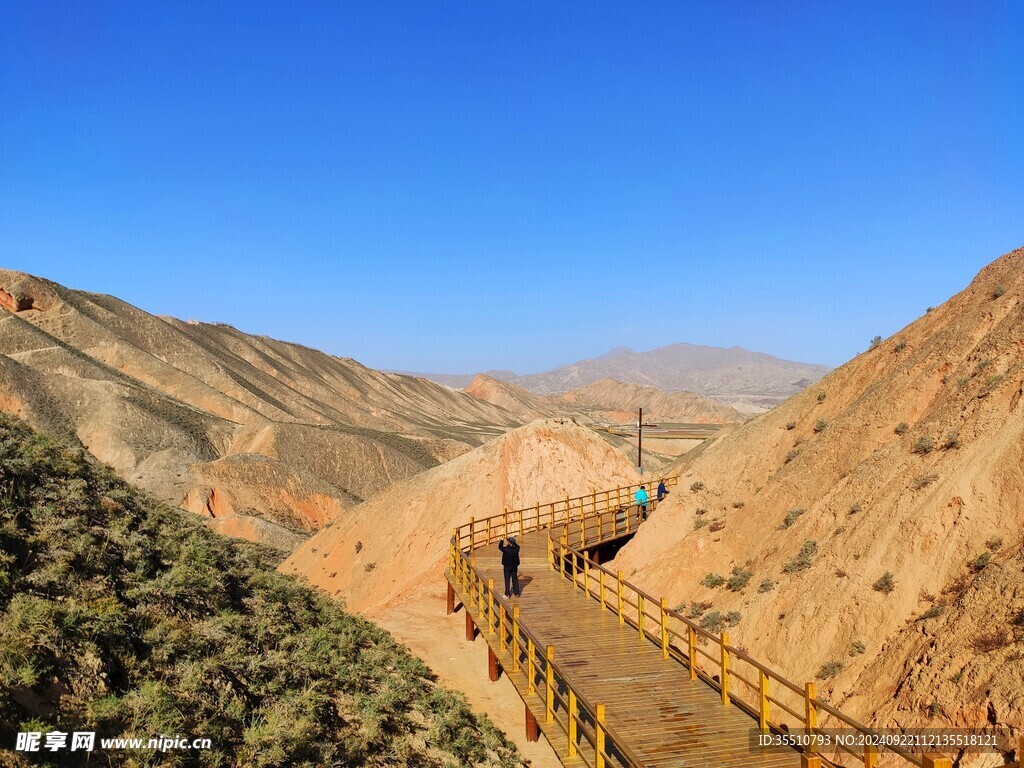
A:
[{"xmin": 402, "ymin": 343, "xmax": 831, "ymax": 412}]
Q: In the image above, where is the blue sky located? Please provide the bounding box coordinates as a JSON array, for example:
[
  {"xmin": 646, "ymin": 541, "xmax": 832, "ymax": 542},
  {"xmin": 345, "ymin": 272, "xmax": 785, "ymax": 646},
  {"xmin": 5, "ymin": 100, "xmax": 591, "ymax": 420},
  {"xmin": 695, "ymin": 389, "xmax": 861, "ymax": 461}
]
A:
[{"xmin": 2, "ymin": 2, "xmax": 1022, "ymax": 372}]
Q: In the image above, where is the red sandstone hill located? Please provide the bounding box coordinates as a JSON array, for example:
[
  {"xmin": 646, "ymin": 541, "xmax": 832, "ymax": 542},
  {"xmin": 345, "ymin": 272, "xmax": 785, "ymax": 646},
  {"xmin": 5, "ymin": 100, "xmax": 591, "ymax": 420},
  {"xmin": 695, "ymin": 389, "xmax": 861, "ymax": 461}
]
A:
[{"xmin": 613, "ymin": 247, "xmax": 1024, "ymax": 760}]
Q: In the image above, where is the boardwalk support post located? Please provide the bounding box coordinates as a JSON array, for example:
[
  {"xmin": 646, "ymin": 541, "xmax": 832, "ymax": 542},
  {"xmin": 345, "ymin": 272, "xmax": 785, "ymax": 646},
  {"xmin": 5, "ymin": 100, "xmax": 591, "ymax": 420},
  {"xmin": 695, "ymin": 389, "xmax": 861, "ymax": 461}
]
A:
[
  {"xmin": 637, "ymin": 594, "xmax": 645, "ymax": 640},
  {"xmin": 527, "ymin": 637, "xmax": 536, "ymax": 694},
  {"xmin": 511, "ymin": 606, "xmax": 520, "ymax": 671},
  {"xmin": 921, "ymin": 757, "xmax": 952, "ymax": 768},
  {"xmin": 721, "ymin": 632, "xmax": 731, "ymax": 705},
  {"xmin": 864, "ymin": 743, "xmax": 879, "ymax": 768},
  {"xmin": 759, "ymin": 670, "xmax": 770, "ymax": 732},
  {"xmin": 545, "ymin": 646, "xmax": 555, "ymax": 723},
  {"xmin": 804, "ymin": 681, "xmax": 818, "ymax": 762},
  {"xmin": 660, "ymin": 598, "xmax": 669, "ymax": 659},
  {"xmin": 465, "ymin": 610, "xmax": 476, "ymax": 641},
  {"xmin": 446, "ymin": 582, "xmax": 455, "ymax": 615},
  {"xmin": 488, "ymin": 645, "xmax": 501, "ymax": 682},
  {"xmin": 617, "ymin": 571, "xmax": 624, "ymax": 624},
  {"xmin": 525, "ymin": 704, "xmax": 539, "ymax": 742},
  {"xmin": 568, "ymin": 689, "xmax": 578, "ymax": 756},
  {"xmin": 596, "ymin": 703, "xmax": 606, "ymax": 768}
]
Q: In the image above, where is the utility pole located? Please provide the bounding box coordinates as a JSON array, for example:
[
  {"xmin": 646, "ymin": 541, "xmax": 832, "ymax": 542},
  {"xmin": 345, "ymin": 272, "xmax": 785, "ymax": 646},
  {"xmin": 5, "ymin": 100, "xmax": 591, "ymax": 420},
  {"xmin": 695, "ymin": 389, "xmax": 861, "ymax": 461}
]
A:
[{"xmin": 637, "ymin": 407, "xmax": 657, "ymax": 475}]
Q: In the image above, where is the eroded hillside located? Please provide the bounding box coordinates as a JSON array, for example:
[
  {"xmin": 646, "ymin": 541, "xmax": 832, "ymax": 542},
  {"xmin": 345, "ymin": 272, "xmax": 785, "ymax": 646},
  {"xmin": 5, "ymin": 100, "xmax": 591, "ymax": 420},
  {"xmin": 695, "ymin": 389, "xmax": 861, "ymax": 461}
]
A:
[{"xmin": 613, "ymin": 247, "xmax": 1024, "ymax": 758}]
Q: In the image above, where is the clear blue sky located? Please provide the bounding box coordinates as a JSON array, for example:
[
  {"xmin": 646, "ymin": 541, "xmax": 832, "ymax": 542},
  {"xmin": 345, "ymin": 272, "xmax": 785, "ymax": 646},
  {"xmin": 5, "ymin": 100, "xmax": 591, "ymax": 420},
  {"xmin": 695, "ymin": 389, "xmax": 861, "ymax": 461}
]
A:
[{"xmin": 2, "ymin": 2, "xmax": 1022, "ymax": 372}]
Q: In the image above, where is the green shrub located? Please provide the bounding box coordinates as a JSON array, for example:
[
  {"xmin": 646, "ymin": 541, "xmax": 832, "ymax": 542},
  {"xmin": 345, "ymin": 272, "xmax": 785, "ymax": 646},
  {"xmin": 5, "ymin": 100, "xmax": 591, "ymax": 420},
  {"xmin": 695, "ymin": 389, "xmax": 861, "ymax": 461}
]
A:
[
  {"xmin": 783, "ymin": 540, "xmax": 818, "ymax": 573},
  {"xmin": 919, "ymin": 604, "xmax": 946, "ymax": 621},
  {"xmin": 848, "ymin": 501, "xmax": 862, "ymax": 514},
  {"xmin": 986, "ymin": 536, "xmax": 1003, "ymax": 552},
  {"xmin": 970, "ymin": 552, "xmax": 991, "ymax": 572},
  {"xmin": 869, "ymin": 335, "xmax": 882, "ymax": 350},
  {"xmin": 780, "ymin": 508, "xmax": 806, "ymax": 529},
  {"xmin": 873, "ymin": 572, "xmax": 896, "ymax": 593},
  {"xmin": 785, "ymin": 421, "xmax": 796, "ymax": 430},
  {"xmin": 693, "ymin": 516, "xmax": 709, "ymax": 530},
  {"xmin": 849, "ymin": 640, "xmax": 866, "ymax": 656},
  {"xmin": 701, "ymin": 573, "xmax": 725, "ymax": 588},
  {"xmin": 817, "ymin": 660, "xmax": 844, "ymax": 679},
  {"xmin": 699, "ymin": 611, "xmax": 726, "ymax": 633},
  {"xmin": 941, "ymin": 430, "xmax": 960, "ymax": 450},
  {"xmin": 894, "ymin": 341, "xmax": 907, "ymax": 352},
  {"xmin": 727, "ymin": 566, "xmax": 753, "ymax": 592},
  {"xmin": 894, "ymin": 422, "xmax": 908, "ymax": 435},
  {"xmin": 813, "ymin": 419, "xmax": 828, "ymax": 433},
  {"xmin": 913, "ymin": 436, "xmax": 935, "ymax": 454},
  {"xmin": 993, "ymin": 284, "xmax": 1006, "ymax": 298},
  {"xmin": 687, "ymin": 601, "xmax": 713, "ymax": 619},
  {"xmin": 912, "ymin": 473, "xmax": 939, "ymax": 490},
  {"xmin": 816, "ymin": 392, "xmax": 826, "ymax": 403},
  {"xmin": 690, "ymin": 481, "xmax": 705, "ymax": 493},
  {"xmin": 732, "ymin": 500, "xmax": 745, "ymax": 509},
  {"xmin": 0, "ymin": 415, "xmax": 519, "ymax": 768},
  {"xmin": 758, "ymin": 579, "xmax": 775, "ymax": 593},
  {"xmin": 784, "ymin": 449, "xmax": 800, "ymax": 464}
]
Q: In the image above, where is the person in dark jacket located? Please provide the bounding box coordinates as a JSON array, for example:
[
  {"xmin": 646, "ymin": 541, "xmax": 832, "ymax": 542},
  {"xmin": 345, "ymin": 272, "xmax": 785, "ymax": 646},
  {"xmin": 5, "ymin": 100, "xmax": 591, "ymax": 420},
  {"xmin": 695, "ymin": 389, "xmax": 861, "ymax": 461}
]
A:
[
  {"xmin": 498, "ymin": 536, "xmax": 521, "ymax": 597},
  {"xmin": 657, "ymin": 480, "xmax": 668, "ymax": 502}
]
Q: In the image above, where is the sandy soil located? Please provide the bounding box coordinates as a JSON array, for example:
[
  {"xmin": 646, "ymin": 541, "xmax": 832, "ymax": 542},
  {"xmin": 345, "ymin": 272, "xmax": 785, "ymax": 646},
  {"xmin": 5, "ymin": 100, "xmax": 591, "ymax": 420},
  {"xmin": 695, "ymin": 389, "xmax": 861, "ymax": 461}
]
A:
[{"xmin": 370, "ymin": 587, "xmax": 561, "ymax": 768}]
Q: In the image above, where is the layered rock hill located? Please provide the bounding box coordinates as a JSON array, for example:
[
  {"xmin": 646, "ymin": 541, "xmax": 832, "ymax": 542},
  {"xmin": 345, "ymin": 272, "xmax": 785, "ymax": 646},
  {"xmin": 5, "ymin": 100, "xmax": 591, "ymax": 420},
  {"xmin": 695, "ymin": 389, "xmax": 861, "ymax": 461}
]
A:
[
  {"xmin": 0, "ymin": 270, "xmax": 523, "ymax": 548},
  {"xmin": 281, "ymin": 418, "xmax": 639, "ymax": 614},
  {"xmin": 613, "ymin": 247, "xmax": 1024, "ymax": 758},
  {"xmin": 553, "ymin": 378, "xmax": 746, "ymax": 424}
]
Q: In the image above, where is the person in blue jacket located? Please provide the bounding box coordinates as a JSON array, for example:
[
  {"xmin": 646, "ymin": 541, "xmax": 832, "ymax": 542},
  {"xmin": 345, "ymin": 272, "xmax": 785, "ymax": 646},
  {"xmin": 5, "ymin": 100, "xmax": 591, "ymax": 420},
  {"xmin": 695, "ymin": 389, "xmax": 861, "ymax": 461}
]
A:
[{"xmin": 635, "ymin": 486, "xmax": 649, "ymax": 521}]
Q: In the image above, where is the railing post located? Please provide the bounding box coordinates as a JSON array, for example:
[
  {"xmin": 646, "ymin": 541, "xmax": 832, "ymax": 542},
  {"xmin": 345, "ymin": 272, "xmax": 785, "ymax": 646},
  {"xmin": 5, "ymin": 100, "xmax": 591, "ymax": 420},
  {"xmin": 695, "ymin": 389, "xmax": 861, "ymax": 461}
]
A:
[
  {"xmin": 863, "ymin": 742, "xmax": 878, "ymax": 768},
  {"xmin": 759, "ymin": 671, "xmax": 770, "ymax": 732},
  {"xmin": 581, "ymin": 513, "xmax": 587, "ymax": 547},
  {"xmin": 503, "ymin": 507, "xmax": 508, "ymax": 539},
  {"xmin": 637, "ymin": 594, "xmax": 645, "ymax": 640},
  {"xmin": 721, "ymin": 632, "xmax": 731, "ymax": 705},
  {"xmin": 596, "ymin": 703, "xmax": 606, "ymax": 768},
  {"xmin": 486, "ymin": 579, "xmax": 495, "ymax": 633},
  {"xmin": 584, "ymin": 558, "xmax": 591, "ymax": 598},
  {"xmin": 568, "ymin": 688, "xmax": 578, "ymax": 756},
  {"xmin": 660, "ymin": 598, "xmax": 669, "ymax": 659},
  {"xmin": 486, "ymin": 516, "xmax": 492, "ymax": 545},
  {"xmin": 599, "ymin": 568, "xmax": 606, "ymax": 607},
  {"xmin": 545, "ymin": 646, "xmax": 555, "ymax": 723},
  {"xmin": 499, "ymin": 600, "xmax": 507, "ymax": 652},
  {"xmin": 512, "ymin": 606, "xmax": 520, "ymax": 672},
  {"xmin": 617, "ymin": 571, "xmax": 624, "ymax": 624},
  {"xmin": 559, "ymin": 542, "xmax": 566, "ymax": 578},
  {"xmin": 527, "ymin": 637, "xmax": 536, "ymax": 694},
  {"xmin": 921, "ymin": 756, "xmax": 952, "ymax": 768},
  {"xmin": 804, "ymin": 682, "xmax": 817, "ymax": 755},
  {"xmin": 565, "ymin": 495, "xmax": 570, "ymax": 523},
  {"xmin": 688, "ymin": 626, "xmax": 697, "ymax": 680},
  {"xmin": 519, "ymin": 507, "xmax": 525, "ymax": 536},
  {"xmin": 469, "ymin": 517, "xmax": 475, "ymax": 549}
]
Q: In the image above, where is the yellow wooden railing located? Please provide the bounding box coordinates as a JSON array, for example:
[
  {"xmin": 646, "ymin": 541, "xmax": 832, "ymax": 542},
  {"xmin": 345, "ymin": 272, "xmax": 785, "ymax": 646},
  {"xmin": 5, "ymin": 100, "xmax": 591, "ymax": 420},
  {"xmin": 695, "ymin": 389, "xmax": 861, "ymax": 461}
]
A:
[
  {"xmin": 452, "ymin": 478, "xmax": 677, "ymax": 553},
  {"xmin": 450, "ymin": 542, "xmax": 648, "ymax": 768},
  {"xmin": 448, "ymin": 478, "xmax": 1022, "ymax": 768},
  {"xmin": 548, "ymin": 538, "xmax": 1023, "ymax": 768}
]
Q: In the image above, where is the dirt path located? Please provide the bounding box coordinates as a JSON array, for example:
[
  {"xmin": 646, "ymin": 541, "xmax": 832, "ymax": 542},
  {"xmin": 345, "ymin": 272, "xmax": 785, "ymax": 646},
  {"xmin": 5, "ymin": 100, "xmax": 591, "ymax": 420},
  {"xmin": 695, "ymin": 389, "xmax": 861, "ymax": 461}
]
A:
[{"xmin": 370, "ymin": 583, "xmax": 562, "ymax": 768}]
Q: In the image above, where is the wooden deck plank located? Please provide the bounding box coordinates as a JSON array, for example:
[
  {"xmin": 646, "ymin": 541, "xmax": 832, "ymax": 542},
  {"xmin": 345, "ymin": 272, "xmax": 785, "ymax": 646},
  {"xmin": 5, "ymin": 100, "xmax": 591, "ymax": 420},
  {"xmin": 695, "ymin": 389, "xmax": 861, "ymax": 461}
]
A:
[{"xmin": 451, "ymin": 521, "xmax": 803, "ymax": 768}]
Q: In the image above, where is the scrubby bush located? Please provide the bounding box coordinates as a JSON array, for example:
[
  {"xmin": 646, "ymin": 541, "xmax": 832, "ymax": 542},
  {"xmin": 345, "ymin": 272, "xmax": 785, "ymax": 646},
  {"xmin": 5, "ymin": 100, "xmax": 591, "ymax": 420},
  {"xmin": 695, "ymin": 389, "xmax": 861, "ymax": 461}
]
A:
[
  {"xmin": 783, "ymin": 540, "xmax": 818, "ymax": 573},
  {"xmin": 972, "ymin": 631, "xmax": 1010, "ymax": 653},
  {"xmin": 0, "ymin": 415, "xmax": 519, "ymax": 768},
  {"xmin": 785, "ymin": 449, "xmax": 800, "ymax": 464},
  {"xmin": 873, "ymin": 572, "xmax": 896, "ymax": 593},
  {"xmin": 732, "ymin": 500, "xmax": 745, "ymax": 509},
  {"xmin": 817, "ymin": 660, "xmax": 844, "ymax": 679},
  {"xmin": 869, "ymin": 335, "xmax": 882, "ymax": 350},
  {"xmin": 701, "ymin": 573, "xmax": 725, "ymax": 588},
  {"xmin": 912, "ymin": 473, "xmax": 939, "ymax": 490},
  {"xmin": 894, "ymin": 341, "xmax": 907, "ymax": 352},
  {"xmin": 693, "ymin": 516, "xmax": 709, "ymax": 530},
  {"xmin": 814, "ymin": 419, "xmax": 828, "ymax": 433},
  {"xmin": 780, "ymin": 508, "xmax": 805, "ymax": 529},
  {"xmin": 919, "ymin": 604, "xmax": 946, "ymax": 621},
  {"xmin": 969, "ymin": 552, "xmax": 991, "ymax": 572},
  {"xmin": 709, "ymin": 520, "xmax": 726, "ymax": 532},
  {"xmin": 816, "ymin": 392, "xmax": 826, "ymax": 403},
  {"xmin": 758, "ymin": 579, "xmax": 775, "ymax": 593},
  {"xmin": 849, "ymin": 640, "xmax": 866, "ymax": 656},
  {"xmin": 700, "ymin": 611, "xmax": 726, "ymax": 633},
  {"xmin": 941, "ymin": 430, "xmax": 960, "ymax": 450},
  {"xmin": 690, "ymin": 481, "xmax": 705, "ymax": 492},
  {"xmin": 993, "ymin": 284, "xmax": 1006, "ymax": 298},
  {"xmin": 986, "ymin": 536, "xmax": 1003, "ymax": 552},
  {"xmin": 848, "ymin": 501, "xmax": 862, "ymax": 514},
  {"xmin": 687, "ymin": 601, "xmax": 713, "ymax": 619},
  {"xmin": 726, "ymin": 566, "xmax": 753, "ymax": 592},
  {"xmin": 913, "ymin": 436, "xmax": 935, "ymax": 454},
  {"xmin": 894, "ymin": 422, "xmax": 908, "ymax": 435},
  {"xmin": 785, "ymin": 421, "xmax": 796, "ymax": 430}
]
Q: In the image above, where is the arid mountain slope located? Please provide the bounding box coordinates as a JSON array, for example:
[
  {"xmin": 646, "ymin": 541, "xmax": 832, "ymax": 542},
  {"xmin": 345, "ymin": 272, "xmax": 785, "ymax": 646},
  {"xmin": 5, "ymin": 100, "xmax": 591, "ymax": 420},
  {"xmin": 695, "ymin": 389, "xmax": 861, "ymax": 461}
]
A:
[
  {"xmin": 281, "ymin": 419, "xmax": 639, "ymax": 614},
  {"xmin": 613, "ymin": 247, "xmax": 1024, "ymax": 752},
  {"xmin": 554, "ymin": 378, "xmax": 746, "ymax": 424},
  {"xmin": 409, "ymin": 344, "xmax": 829, "ymax": 412},
  {"xmin": 0, "ymin": 270, "xmax": 523, "ymax": 547},
  {"xmin": 464, "ymin": 373, "xmax": 561, "ymax": 421}
]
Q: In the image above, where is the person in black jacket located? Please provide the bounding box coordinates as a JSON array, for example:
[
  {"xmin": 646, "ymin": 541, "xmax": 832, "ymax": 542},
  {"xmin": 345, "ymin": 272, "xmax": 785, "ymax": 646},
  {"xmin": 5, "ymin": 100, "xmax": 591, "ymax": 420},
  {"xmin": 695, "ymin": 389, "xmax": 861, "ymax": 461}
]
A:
[{"xmin": 498, "ymin": 536, "xmax": 521, "ymax": 598}]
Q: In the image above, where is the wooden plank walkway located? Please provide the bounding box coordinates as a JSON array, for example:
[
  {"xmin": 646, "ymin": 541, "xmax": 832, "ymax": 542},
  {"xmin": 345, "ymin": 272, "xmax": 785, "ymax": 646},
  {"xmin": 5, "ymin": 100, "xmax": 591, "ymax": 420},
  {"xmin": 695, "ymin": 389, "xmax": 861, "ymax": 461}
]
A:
[{"xmin": 463, "ymin": 525, "xmax": 802, "ymax": 768}]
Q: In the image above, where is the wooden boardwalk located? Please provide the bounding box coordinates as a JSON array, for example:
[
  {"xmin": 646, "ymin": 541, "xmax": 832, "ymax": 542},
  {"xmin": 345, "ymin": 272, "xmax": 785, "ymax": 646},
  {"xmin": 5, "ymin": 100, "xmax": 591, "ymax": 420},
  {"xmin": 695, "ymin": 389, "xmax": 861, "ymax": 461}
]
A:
[{"xmin": 466, "ymin": 525, "xmax": 801, "ymax": 768}]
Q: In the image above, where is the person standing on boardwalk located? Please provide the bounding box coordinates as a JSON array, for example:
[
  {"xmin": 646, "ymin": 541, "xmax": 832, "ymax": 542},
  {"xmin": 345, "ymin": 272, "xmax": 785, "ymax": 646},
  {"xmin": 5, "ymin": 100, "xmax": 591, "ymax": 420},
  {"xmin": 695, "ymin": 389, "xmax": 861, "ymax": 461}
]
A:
[
  {"xmin": 634, "ymin": 485, "xmax": 649, "ymax": 521},
  {"xmin": 657, "ymin": 480, "xmax": 668, "ymax": 502},
  {"xmin": 498, "ymin": 536, "xmax": 521, "ymax": 598}
]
